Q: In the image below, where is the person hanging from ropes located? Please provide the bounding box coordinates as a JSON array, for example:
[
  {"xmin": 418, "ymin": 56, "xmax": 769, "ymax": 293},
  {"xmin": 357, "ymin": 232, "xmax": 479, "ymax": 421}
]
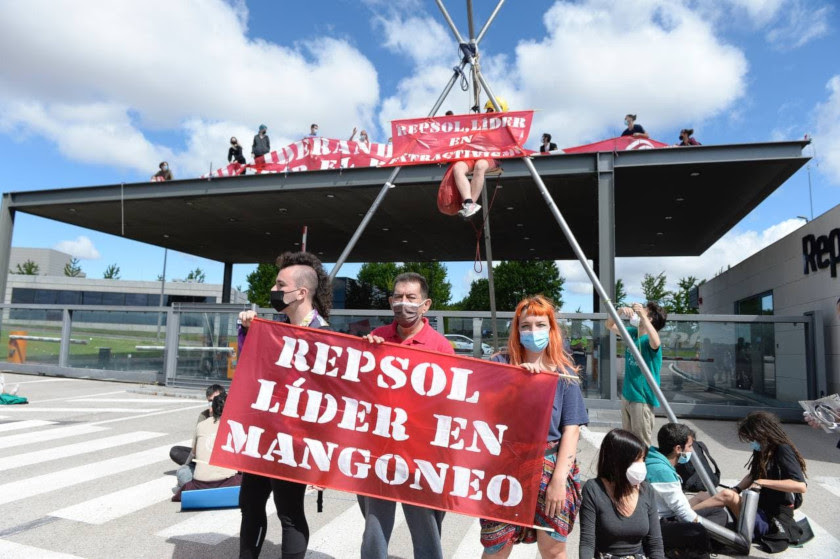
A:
[{"xmin": 449, "ymin": 97, "xmax": 508, "ymax": 218}]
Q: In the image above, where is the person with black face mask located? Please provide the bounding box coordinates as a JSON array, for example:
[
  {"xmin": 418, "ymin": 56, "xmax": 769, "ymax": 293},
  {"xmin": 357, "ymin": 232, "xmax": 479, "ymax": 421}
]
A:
[
  {"xmin": 359, "ymin": 272, "xmax": 454, "ymax": 559},
  {"xmin": 236, "ymin": 251, "xmax": 332, "ymax": 559},
  {"xmin": 228, "ymin": 137, "xmax": 246, "ymax": 165}
]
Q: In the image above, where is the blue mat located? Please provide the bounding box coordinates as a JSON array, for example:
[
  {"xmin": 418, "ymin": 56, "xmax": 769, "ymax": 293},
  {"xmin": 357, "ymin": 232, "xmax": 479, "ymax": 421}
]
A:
[{"xmin": 180, "ymin": 485, "xmax": 240, "ymax": 510}]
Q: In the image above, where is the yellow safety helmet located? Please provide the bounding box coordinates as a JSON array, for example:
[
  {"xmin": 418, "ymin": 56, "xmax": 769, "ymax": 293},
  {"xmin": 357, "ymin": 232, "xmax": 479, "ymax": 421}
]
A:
[{"xmin": 484, "ymin": 97, "xmax": 509, "ymax": 112}]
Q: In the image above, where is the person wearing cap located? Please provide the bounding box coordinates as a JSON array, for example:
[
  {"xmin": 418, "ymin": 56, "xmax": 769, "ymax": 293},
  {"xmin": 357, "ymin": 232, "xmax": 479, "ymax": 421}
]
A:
[
  {"xmin": 252, "ymin": 124, "xmax": 270, "ymax": 159},
  {"xmin": 151, "ymin": 161, "xmax": 173, "ymax": 181},
  {"xmin": 451, "ymin": 96, "xmax": 507, "ymax": 219},
  {"xmin": 677, "ymin": 129, "xmax": 700, "ymax": 146}
]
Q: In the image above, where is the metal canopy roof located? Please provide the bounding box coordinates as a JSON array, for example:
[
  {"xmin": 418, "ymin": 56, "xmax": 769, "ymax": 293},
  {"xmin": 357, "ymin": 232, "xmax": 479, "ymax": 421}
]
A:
[{"xmin": 6, "ymin": 141, "xmax": 809, "ymax": 264}]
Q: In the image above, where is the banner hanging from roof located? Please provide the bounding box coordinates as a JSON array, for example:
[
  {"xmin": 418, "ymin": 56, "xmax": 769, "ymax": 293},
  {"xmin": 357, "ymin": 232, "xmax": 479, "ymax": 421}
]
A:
[
  {"xmin": 203, "ymin": 138, "xmax": 393, "ymax": 178},
  {"xmin": 561, "ymin": 135, "xmax": 669, "ymax": 154},
  {"xmin": 382, "ymin": 111, "xmax": 535, "ymax": 167},
  {"xmin": 210, "ymin": 319, "xmax": 556, "ymax": 526}
]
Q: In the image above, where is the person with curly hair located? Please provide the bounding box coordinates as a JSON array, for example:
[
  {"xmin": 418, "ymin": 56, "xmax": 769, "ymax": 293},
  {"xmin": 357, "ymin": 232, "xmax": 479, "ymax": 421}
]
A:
[
  {"xmin": 479, "ymin": 294, "xmax": 588, "ymax": 559},
  {"xmin": 693, "ymin": 411, "xmax": 807, "ymax": 551},
  {"xmin": 236, "ymin": 251, "xmax": 332, "ymax": 559}
]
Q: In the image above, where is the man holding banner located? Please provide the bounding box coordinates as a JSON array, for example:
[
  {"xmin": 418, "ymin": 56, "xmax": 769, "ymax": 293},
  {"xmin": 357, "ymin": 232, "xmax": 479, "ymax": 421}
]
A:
[
  {"xmin": 359, "ymin": 272, "xmax": 455, "ymax": 559},
  {"xmin": 236, "ymin": 251, "xmax": 332, "ymax": 559}
]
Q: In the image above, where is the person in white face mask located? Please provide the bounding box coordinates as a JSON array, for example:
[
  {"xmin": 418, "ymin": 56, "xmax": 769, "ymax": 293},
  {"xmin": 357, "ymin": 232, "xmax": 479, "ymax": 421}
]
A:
[
  {"xmin": 579, "ymin": 428, "xmax": 665, "ymax": 559},
  {"xmin": 360, "ymin": 272, "xmax": 455, "ymax": 559}
]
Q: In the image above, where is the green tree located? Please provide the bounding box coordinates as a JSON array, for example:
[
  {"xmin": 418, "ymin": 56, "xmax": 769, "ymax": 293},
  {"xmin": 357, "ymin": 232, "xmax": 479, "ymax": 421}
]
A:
[
  {"xmin": 14, "ymin": 260, "xmax": 39, "ymax": 275},
  {"xmin": 102, "ymin": 263, "xmax": 120, "ymax": 279},
  {"xmin": 614, "ymin": 278, "xmax": 627, "ymax": 308},
  {"xmin": 400, "ymin": 261, "xmax": 452, "ymax": 307},
  {"xmin": 63, "ymin": 257, "xmax": 82, "ymax": 277},
  {"xmin": 640, "ymin": 271, "xmax": 669, "ymax": 305},
  {"xmin": 186, "ymin": 267, "xmax": 206, "ymax": 283},
  {"xmin": 357, "ymin": 262, "xmax": 400, "ymax": 294},
  {"xmin": 459, "ymin": 260, "xmax": 565, "ymax": 311},
  {"xmin": 246, "ymin": 263, "xmax": 277, "ymax": 307},
  {"xmin": 666, "ymin": 276, "xmax": 700, "ymax": 314}
]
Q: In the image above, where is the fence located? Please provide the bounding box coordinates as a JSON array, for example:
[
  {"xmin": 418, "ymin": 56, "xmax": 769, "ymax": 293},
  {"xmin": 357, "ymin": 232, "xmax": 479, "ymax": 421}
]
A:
[{"xmin": 0, "ymin": 303, "xmax": 821, "ymax": 419}]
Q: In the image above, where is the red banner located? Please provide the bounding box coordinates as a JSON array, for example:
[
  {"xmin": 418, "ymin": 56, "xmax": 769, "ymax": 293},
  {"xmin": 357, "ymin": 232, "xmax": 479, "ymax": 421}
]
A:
[
  {"xmin": 561, "ymin": 135, "xmax": 669, "ymax": 153},
  {"xmin": 382, "ymin": 111, "xmax": 535, "ymax": 167},
  {"xmin": 211, "ymin": 319, "xmax": 556, "ymax": 525},
  {"xmin": 203, "ymin": 138, "xmax": 393, "ymax": 178}
]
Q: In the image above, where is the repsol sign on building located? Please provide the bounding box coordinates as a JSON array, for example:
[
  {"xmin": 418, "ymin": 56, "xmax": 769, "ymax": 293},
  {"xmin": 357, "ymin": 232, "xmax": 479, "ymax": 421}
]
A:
[{"xmin": 803, "ymin": 228, "xmax": 840, "ymax": 277}]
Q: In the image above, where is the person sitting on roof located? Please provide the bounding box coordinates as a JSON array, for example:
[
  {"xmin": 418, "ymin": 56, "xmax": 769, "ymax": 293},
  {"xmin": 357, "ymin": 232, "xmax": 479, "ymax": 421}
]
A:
[
  {"xmin": 451, "ymin": 97, "xmax": 507, "ymax": 219},
  {"xmin": 677, "ymin": 128, "xmax": 701, "ymax": 146},
  {"xmin": 151, "ymin": 161, "xmax": 173, "ymax": 182},
  {"xmin": 540, "ymin": 133, "xmax": 558, "ymax": 153},
  {"xmin": 348, "ymin": 127, "xmax": 369, "ymax": 144},
  {"xmin": 621, "ymin": 114, "xmax": 649, "ymax": 139}
]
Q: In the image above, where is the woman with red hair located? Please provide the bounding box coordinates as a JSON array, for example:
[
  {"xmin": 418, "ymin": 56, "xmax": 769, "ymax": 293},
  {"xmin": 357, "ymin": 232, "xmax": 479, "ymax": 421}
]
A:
[{"xmin": 480, "ymin": 294, "xmax": 589, "ymax": 559}]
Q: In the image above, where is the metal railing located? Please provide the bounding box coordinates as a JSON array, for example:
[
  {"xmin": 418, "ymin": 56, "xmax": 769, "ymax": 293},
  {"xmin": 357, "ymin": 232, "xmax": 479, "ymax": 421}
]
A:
[{"xmin": 0, "ymin": 303, "xmax": 820, "ymax": 419}]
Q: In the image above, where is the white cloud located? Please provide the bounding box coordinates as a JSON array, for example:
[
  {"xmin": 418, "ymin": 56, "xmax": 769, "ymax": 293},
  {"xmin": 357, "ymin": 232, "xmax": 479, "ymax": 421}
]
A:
[
  {"xmin": 814, "ymin": 75, "xmax": 840, "ymax": 185},
  {"xmin": 558, "ymin": 218, "xmax": 805, "ymax": 302},
  {"xmin": 375, "ymin": 15, "xmax": 453, "ymax": 66},
  {"xmin": 764, "ymin": 2, "xmax": 832, "ymax": 50},
  {"xmin": 53, "ymin": 236, "xmax": 101, "ymax": 260},
  {"xmin": 0, "ymin": 0, "xmax": 380, "ymax": 177}
]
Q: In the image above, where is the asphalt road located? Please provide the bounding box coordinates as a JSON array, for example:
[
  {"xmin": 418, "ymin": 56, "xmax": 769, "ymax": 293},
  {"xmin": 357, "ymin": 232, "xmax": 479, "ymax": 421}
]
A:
[{"xmin": 0, "ymin": 373, "xmax": 837, "ymax": 558}]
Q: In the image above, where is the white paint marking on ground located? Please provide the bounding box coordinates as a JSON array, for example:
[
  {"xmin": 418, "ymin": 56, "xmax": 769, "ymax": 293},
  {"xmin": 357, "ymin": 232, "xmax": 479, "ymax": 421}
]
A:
[
  {"xmin": 305, "ymin": 500, "xmax": 406, "ymax": 558},
  {"xmin": 0, "ymin": 423, "xmax": 108, "ymax": 450},
  {"xmin": 788, "ymin": 512, "xmax": 840, "ymax": 557},
  {"xmin": 814, "ymin": 476, "xmax": 840, "ymax": 498},
  {"xmin": 453, "ymin": 518, "xmax": 484, "ymax": 557},
  {"xmin": 0, "ymin": 430, "xmax": 165, "ymax": 472},
  {"xmin": 0, "ymin": 539, "xmax": 86, "ymax": 558},
  {"xmin": 70, "ymin": 398, "xmax": 191, "ymax": 404},
  {"xmin": 156, "ymin": 499, "xmax": 276, "ymax": 545},
  {"xmin": 92, "ymin": 403, "xmax": 208, "ymax": 426},
  {"xmin": 12, "ymin": 378, "xmax": 78, "ymax": 385},
  {"xmin": 0, "ymin": 407, "xmax": 161, "ymax": 413},
  {"xmin": 51, "ymin": 476, "xmax": 175, "ymax": 524},
  {"xmin": 0, "ymin": 440, "xmax": 188, "ymax": 506},
  {"xmin": 0, "ymin": 419, "xmax": 57, "ymax": 433},
  {"xmin": 33, "ymin": 390, "xmax": 127, "ymax": 404},
  {"xmin": 579, "ymin": 426, "xmax": 607, "ymax": 448}
]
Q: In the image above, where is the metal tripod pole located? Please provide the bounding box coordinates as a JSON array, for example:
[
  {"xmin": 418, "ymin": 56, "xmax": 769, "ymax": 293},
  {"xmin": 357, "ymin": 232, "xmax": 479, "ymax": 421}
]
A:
[
  {"xmin": 480, "ymin": 182, "xmax": 499, "ymax": 350},
  {"xmin": 465, "ymin": 4, "xmax": 717, "ymax": 495}
]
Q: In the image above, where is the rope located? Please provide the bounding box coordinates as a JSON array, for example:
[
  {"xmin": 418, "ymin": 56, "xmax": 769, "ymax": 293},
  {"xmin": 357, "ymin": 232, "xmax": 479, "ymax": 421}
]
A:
[{"xmin": 470, "ymin": 177, "xmax": 501, "ymax": 273}]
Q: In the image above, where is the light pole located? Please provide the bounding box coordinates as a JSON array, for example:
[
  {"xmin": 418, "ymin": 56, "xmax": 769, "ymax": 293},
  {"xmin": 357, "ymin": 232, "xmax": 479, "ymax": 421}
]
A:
[{"xmin": 156, "ymin": 248, "xmax": 168, "ymax": 340}]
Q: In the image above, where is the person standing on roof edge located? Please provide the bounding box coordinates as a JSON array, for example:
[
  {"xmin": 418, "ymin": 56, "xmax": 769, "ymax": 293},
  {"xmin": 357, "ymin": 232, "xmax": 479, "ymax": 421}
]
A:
[
  {"xmin": 452, "ymin": 96, "xmax": 507, "ymax": 219},
  {"xmin": 358, "ymin": 272, "xmax": 454, "ymax": 559},
  {"xmin": 621, "ymin": 114, "xmax": 649, "ymax": 139},
  {"xmin": 252, "ymin": 124, "xmax": 270, "ymax": 160},
  {"xmin": 236, "ymin": 251, "xmax": 332, "ymax": 559},
  {"xmin": 308, "ymin": 123, "xmax": 319, "ymax": 137}
]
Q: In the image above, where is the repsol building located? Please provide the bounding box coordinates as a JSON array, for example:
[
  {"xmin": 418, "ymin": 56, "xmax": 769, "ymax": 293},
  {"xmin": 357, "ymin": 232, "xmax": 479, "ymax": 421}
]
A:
[{"xmin": 699, "ymin": 203, "xmax": 840, "ymax": 401}]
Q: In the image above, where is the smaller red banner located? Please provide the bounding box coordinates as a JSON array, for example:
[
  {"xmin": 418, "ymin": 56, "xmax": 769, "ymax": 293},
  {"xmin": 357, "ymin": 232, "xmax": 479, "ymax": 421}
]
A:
[
  {"xmin": 561, "ymin": 136, "xmax": 669, "ymax": 153},
  {"xmin": 383, "ymin": 111, "xmax": 535, "ymax": 167}
]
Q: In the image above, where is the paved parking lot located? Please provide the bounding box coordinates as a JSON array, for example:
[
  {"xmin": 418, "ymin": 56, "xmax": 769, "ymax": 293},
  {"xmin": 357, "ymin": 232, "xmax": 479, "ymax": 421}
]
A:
[{"xmin": 0, "ymin": 373, "xmax": 837, "ymax": 558}]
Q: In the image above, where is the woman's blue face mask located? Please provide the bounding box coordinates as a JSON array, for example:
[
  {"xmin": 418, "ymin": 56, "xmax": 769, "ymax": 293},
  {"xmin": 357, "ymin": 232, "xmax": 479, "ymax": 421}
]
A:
[
  {"xmin": 520, "ymin": 330, "xmax": 549, "ymax": 352},
  {"xmin": 749, "ymin": 440, "xmax": 761, "ymax": 452}
]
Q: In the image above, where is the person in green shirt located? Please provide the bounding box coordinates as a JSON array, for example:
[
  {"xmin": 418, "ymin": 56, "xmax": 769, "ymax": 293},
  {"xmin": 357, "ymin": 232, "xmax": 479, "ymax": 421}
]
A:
[{"xmin": 606, "ymin": 301, "xmax": 667, "ymax": 447}]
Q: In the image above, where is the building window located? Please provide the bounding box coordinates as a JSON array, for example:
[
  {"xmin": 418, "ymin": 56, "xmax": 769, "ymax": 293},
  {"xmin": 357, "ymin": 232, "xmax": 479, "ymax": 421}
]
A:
[{"xmin": 734, "ymin": 291, "xmax": 773, "ymax": 315}]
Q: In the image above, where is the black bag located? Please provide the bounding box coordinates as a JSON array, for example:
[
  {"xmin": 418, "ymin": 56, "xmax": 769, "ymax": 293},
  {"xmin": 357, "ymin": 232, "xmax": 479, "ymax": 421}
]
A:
[{"xmin": 676, "ymin": 440, "xmax": 720, "ymax": 492}]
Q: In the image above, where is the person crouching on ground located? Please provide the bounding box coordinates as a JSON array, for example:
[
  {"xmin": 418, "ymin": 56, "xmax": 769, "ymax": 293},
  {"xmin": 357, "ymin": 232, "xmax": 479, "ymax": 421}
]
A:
[
  {"xmin": 479, "ymin": 294, "xmax": 588, "ymax": 559},
  {"xmin": 692, "ymin": 411, "xmax": 807, "ymax": 551},
  {"xmin": 646, "ymin": 423, "xmax": 726, "ymax": 557},
  {"xmin": 172, "ymin": 393, "xmax": 242, "ymax": 501},
  {"xmin": 452, "ymin": 97, "xmax": 507, "ymax": 218}
]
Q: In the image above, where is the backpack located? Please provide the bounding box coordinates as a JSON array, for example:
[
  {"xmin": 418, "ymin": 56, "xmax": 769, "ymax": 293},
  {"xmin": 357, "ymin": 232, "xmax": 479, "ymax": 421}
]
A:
[{"xmin": 676, "ymin": 440, "xmax": 720, "ymax": 492}]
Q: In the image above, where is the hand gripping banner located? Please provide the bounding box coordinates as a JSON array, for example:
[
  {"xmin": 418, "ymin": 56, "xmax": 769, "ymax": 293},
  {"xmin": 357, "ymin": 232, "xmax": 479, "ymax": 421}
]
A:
[
  {"xmin": 383, "ymin": 111, "xmax": 535, "ymax": 167},
  {"xmin": 211, "ymin": 319, "xmax": 556, "ymax": 525}
]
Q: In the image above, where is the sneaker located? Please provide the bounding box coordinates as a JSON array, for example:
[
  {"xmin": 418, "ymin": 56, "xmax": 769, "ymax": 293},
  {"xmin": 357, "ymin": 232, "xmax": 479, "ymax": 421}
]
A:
[{"xmin": 458, "ymin": 202, "xmax": 481, "ymax": 218}]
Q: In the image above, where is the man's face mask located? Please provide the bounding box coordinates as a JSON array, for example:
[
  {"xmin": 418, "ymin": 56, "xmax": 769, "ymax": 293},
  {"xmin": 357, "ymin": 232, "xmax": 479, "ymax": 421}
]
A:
[
  {"xmin": 391, "ymin": 300, "xmax": 426, "ymax": 328},
  {"xmin": 270, "ymin": 288, "xmax": 301, "ymax": 313}
]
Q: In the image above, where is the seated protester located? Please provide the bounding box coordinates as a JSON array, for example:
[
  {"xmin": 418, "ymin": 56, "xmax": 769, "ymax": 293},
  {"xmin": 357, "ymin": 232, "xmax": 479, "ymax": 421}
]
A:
[
  {"xmin": 151, "ymin": 161, "xmax": 173, "ymax": 181},
  {"xmin": 579, "ymin": 429, "xmax": 665, "ymax": 559},
  {"xmin": 693, "ymin": 411, "xmax": 807, "ymax": 552},
  {"xmin": 646, "ymin": 423, "xmax": 726, "ymax": 558},
  {"xmin": 170, "ymin": 384, "xmax": 226, "ymax": 490},
  {"xmin": 677, "ymin": 128, "xmax": 701, "ymax": 146},
  {"xmin": 539, "ymin": 133, "xmax": 558, "ymax": 153},
  {"xmin": 621, "ymin": 114, "xmax": 649, "ymax": 139},
  {"xmin": 173, "ymin": 393, "xmax": 242, "ymax": 502},
  {"xmin": 451, "ymin": 97, "xmax": 507, "ymax": 218}
]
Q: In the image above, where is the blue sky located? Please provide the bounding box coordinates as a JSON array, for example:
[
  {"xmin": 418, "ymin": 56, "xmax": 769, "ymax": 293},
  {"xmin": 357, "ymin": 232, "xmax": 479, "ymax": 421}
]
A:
[{"xmin": 1, "ymin": 0, "xmax": 839, "ymax": 311}]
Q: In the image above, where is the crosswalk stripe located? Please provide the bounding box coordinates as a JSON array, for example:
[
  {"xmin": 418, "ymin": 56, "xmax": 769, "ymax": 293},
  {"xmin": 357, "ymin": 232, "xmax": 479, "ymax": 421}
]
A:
[
  {"xmin": 0, "ymin": 419, "xmax": 57, "ymax": 433},
  {"xmin": 0, "ymin": 440, "xmax": 188, "ymax": 506},
  {"xmin": 71, "ymin": 398, "xmax": 193, "ymax": 404},
  {"xmin": 157, "ymin": 499, "xmax": 278, "ymax": 545},
  {"xmin": 0, "ymin": 539, "xmax": 85, "ymax": 558},
  {"xmin": 0, "ymin": 424, "xmax": 108, "ymax": 450},
  {"xmin": 51, "ymin": 476, "xmax": 175, "ymax": 525},
  {"xmin": 579, "ymin": 426, "xmax": 607, "ymax": 448},
  {"xmin": 815, "ymin": 476, "xmax": 840, "ymax": 498},
  {"xmin": 305, "ymin": 497, "xmax": 405, "ymax": 557},
  {"xmin": 453, "ymin": 518, "xmax": 484, "ymax": 557},
  {"xmin": 792, "ymin": 512, "xmax": 839, "ymax": 557},
  {"xmin": 0, "ymin": 407, "xmax": 162, "ymax": 413},
  {"xmin": 0, "ymin": 431, "xmax": 165, "ymax": 472}
]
